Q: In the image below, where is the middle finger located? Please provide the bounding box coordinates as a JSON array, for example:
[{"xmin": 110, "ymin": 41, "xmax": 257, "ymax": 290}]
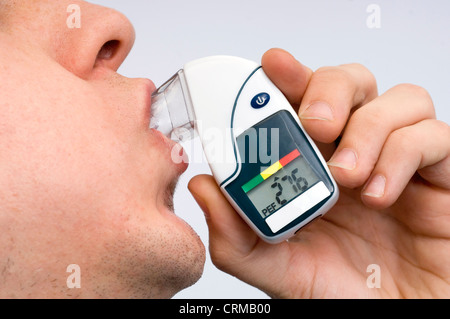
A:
[{"xmin": 328, "ymin": 83, "xmax": 436, "ymax": 189}]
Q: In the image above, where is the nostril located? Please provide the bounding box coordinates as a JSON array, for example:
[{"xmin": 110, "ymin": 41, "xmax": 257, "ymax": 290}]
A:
[{"xmin": 97, "ymin": 40, "xmax": 120, "ymax": 60}]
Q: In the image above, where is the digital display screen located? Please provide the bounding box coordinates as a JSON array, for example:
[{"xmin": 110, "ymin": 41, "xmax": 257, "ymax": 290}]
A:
[
  {"xmin": 243, "ymin": 149, "xmax": 321, "ymax": 219},
  {"xmin": 225, "ymin": 110, "xmax": 335, "ymax": 237}
]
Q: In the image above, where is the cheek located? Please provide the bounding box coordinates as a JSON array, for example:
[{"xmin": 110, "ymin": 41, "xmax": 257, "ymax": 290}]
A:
[{"xmin": 1, "ymin": 81, "xmax": 158, "ymax": 215}]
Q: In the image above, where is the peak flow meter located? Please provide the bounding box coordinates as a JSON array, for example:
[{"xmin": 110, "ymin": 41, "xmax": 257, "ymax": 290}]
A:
[{"xmin": 150, "ymin": 56, "xmax": 339, "ymax": 243}]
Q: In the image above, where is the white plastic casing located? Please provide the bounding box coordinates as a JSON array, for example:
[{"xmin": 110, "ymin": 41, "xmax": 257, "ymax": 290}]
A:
[
  {"xmin": 182, "ymin": 56, "xmax": 339, "ymax": 243},
  {"xmin": 183, "ymin": 56, "xmax": 259, "ymax": 182}
]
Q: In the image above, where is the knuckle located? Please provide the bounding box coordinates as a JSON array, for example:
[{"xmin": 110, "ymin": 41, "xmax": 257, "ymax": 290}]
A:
[
  {"xmin": 314, "ymin": 65, "xmax": 335, "ymax": 74},
  {"xmin": 432, "ymin": 120, "xmax": 450, "ymax": 152},
  {"xmin": 314, "ymin": 66, "xmax": 352, "ymax": 84},
  {"xmin": 394, "ymin": 83, "xmax": 429, "ymax": 98},
  {"xmin": 394, "ymin": 82, "xmax": 427, "ymax": 95},
  {"xmin": 343, "ymin": 63, "xmax": 376, "ymax": 81},
  {"xmin": 350, "ymin": 104, "xmax": 382, "ymax": 130},
  {"xmin": 313, "ymin": 64, "xmax": 378, "ymax": 105},
  {"xmin": 392, "ymin": 83, "xmax": 435, "ymax": 114},
  {"xmin": 434, "ymin": 119, "xmax": 450, "ymax": 138},
  {"xmin": 343, "ymin": 63, "xmax": 378, "ymax": 102},
  {"xmin": 387, "ymin": 128, "xmax": 416, "ymax": 154},
  {"xmin": 354, "ymin": 63, "xmax": 376, "ymax": 81}
]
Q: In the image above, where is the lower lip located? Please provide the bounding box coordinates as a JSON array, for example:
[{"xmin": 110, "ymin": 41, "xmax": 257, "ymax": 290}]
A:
[{"xmin": 150, "ymin": 128, "xmax": 189, "ymax": 174}]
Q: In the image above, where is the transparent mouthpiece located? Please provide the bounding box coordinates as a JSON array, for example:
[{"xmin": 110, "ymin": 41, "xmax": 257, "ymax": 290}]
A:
[{"xmin": 150, "ymin": 70, "xmax": 196, "ymax": 142}]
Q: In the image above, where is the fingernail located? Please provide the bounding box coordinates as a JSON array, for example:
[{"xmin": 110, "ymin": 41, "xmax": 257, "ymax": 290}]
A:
[
  {"xmin": 328, "ymin": 148, "xmax": 358, "ymax": 170},
  {"xmin": 363, "ymin": 175, "xmax": 386, "ymax": 198},
  {"xmin": 300, "ymin": 101, "xmax": 334, "ymax": 121}
]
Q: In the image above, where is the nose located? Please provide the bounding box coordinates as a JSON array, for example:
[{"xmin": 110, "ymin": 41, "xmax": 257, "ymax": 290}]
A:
[{"xmin": 59, "ymin": 2, "xmax": 136, "ymax": 79}]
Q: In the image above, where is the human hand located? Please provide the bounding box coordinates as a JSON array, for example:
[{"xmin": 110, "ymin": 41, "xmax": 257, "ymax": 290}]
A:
[{"xmin": 188, "ymin": 48, "xmax": 450, "ymax": 298}]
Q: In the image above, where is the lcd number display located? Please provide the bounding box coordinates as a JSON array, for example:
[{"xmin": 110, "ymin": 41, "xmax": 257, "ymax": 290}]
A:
[{"xmin": 242, "ymin": 149, "xmax": 321, "ymax": 219}]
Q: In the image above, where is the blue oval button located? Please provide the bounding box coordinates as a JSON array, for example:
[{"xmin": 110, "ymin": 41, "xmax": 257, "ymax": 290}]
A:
[{"xmin": 251, "ymin": 92, "xmax": 270, "ymax": 109}]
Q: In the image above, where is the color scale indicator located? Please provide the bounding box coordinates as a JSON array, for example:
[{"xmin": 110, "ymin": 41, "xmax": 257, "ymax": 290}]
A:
[
  {"xmin": 242, "ymin": 149, "xmax": 301, "ymax": 193},
  {"xmin": 242, "ymin": 146, "xmax": 325, "ymax": 225}
]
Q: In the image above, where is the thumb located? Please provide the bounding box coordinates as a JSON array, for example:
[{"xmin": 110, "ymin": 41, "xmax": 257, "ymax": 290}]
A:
[{"xmin": 188, "ymin": 174, "xmax": 259, "ymax": 263}]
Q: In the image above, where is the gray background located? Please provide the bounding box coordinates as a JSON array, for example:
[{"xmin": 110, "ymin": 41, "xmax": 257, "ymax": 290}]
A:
[{"xmin": 90, "ymin": 0, "xmax": 450, "ymax": 299}]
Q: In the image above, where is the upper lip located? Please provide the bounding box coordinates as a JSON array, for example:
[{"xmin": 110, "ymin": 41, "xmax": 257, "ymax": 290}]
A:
[{"xmin": 141, "ymin": 78, "xmax": 157, "ymax": 127}]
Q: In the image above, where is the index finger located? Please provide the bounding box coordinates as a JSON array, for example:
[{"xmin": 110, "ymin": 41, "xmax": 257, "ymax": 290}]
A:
[{"xmin": 298, "ymin": 63, "xmax": 378, "ymax": 144}]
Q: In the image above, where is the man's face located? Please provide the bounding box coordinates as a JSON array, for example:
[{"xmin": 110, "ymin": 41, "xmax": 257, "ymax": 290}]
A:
[{"xmin": 0, "ymin": 0, "xmax": 205, "ymax": 298}]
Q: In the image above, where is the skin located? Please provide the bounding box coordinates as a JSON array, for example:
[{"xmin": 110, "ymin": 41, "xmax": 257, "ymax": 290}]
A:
[
  {"xmin": 0, "ymin": 0, "xmax": 205, "ymax": 298},
  {"xmin": 189, "ymin": 49, "xmax": 450, "ymax": 298}
]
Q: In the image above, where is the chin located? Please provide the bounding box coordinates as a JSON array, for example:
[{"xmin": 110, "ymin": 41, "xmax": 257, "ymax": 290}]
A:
[
  {"xmin": 162, "ymin": 213, "xmax": 206, "ymax": 297},
  {"xmin": 148, "ymin": 213, "xmax": 206, "ymax": 298},
  {"xmin": 95, "ymin": 202, "xmax": 206, "ymax": 299}
]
